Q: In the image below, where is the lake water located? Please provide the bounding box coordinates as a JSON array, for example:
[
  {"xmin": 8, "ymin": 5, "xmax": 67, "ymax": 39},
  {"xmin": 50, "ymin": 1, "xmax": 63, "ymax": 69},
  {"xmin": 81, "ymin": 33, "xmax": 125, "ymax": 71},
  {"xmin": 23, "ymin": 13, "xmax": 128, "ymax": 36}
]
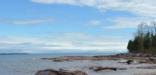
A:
[
  {"xmin": 0, "ymin": 54, "xmax": 156, "ymax": 75},
  {"xmin": 0, "ymin": 53, "xmax": 112, "ymax": 75}
]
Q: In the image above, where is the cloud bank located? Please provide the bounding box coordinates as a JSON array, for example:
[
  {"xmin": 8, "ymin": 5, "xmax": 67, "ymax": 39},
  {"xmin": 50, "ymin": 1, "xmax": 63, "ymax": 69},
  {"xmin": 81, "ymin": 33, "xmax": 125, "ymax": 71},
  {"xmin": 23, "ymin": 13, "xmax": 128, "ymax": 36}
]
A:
[
  {"xmin": 31, "ymin": 0, "xmax": 156, "ymax": 29},
  {"xmin": 0, "ymin": 33, "xmax": 127, "ymax": 53},
  {"xmin": 31, "ymin": 0, "xmax": 156, "ymax": 18},
  {"xmin": 0, "ymin": 18, "xmax": 53, "ymax": 25}
]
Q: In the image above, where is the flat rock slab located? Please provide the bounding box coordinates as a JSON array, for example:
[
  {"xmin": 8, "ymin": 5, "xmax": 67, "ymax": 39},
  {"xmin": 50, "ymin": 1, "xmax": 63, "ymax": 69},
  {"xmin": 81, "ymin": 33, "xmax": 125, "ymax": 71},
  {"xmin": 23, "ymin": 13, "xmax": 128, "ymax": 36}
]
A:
[{"xmin": 35, "ymin": 69, "xmax": 87, "ymax": 75}]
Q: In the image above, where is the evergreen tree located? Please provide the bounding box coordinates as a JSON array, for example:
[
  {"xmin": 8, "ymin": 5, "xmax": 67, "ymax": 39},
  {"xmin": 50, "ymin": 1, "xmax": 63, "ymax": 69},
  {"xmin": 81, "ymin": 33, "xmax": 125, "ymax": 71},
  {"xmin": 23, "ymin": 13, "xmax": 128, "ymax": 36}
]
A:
[{"xmin": 127, "ymin": 22, "xmax": 156, "ymax": 53}]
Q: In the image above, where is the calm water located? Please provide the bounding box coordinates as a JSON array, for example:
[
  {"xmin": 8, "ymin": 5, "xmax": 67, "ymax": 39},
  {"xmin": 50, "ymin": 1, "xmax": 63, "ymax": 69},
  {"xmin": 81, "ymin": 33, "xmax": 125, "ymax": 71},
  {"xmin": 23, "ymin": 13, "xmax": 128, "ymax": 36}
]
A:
[
  {"xmin": 0, "ymin": 53, "xmax": 156, "ymax": 75},
  {"xmin": 0, "ymin": 53, "xmax": 115, "ymax": 75}
]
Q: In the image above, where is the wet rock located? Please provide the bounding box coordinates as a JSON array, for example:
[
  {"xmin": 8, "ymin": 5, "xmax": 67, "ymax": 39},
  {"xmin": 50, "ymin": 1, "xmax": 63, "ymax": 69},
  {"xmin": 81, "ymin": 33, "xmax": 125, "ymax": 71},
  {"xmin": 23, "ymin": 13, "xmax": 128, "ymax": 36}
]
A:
[
  {"xmin": 148, "ymin": 57, "xmax": 156, "ymax": 63},
  {"xmin": 118, "ymin": 59, "xmax": 136, "ymax": 64},
  {"xmin": 35, "ymin": 69, "xmax": 87, "ymax": 75},
  {"xmin": 126, "ymin": 59, "xmax": 134, "ymax": 64},
  {"xmin": 35, "ymin": 69, "xmax": 59, "ymax": 75}
]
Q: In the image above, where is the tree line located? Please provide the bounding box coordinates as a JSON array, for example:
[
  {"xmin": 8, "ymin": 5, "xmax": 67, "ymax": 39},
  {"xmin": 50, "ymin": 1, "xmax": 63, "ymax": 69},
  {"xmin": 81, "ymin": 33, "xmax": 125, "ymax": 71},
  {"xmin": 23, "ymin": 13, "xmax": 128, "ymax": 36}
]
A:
[{"xmin": 127, "ymin": 22, "xmax": 156, "ymax": 54}]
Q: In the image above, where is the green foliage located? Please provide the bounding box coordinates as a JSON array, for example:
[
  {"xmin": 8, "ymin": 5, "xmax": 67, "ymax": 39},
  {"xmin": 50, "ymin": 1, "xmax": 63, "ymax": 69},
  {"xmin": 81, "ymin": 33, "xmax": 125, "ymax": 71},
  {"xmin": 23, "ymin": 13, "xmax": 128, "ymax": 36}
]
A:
[{"xmin": 127, "ymin": 22, "xmax": 156, "ymax": 54}]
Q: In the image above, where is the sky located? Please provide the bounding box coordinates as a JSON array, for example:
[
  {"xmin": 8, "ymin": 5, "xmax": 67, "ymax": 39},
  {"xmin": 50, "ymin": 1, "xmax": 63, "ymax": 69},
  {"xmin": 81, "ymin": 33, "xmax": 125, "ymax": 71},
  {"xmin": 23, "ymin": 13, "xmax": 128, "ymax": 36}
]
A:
[{"xmin": 0, "ymin": 0, "xmax": 156, "ymax": 53}]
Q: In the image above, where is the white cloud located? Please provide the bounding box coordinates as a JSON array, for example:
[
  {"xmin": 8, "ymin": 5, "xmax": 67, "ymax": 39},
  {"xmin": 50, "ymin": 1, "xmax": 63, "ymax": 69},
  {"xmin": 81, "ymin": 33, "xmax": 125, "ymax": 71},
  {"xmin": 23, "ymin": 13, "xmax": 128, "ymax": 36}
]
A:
[
  {"xmin": 31, "ymin": 0, "xmax": 156, "ymax": 17},
  {"xmin": 103, "ymin": 17, "xmax": 156, "ymax": 29},
  {"xmin": 0, "ymin": 33, "xmax": 128, "ymax": 53},
  {"xmin": 12, "ymin": 19, "xmax": 53, "ymax": 25},
  {"xmin": 0, "ymin": 18, "xmax": 53, "ymax": 25},
  {"xmin": 31, "ymin": 0, "xmax": 97, "ymax": 6},
  {"xmin": 88, "ymin": 20, "xmax": 101, "ymax": 26}
]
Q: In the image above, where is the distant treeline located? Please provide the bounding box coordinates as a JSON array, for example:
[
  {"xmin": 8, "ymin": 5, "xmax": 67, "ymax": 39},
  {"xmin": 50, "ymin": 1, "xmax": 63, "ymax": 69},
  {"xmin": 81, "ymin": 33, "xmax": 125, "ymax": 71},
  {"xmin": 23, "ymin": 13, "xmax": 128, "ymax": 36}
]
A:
[{"xmin": 127, "ymin": 22, "xmax": 156, "ymax": 53}]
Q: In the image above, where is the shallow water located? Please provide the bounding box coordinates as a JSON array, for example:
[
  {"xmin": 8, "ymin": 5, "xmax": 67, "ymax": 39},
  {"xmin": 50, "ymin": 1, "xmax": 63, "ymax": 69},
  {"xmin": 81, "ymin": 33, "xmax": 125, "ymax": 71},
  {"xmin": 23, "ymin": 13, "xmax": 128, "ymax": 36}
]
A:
[{"xmin": 0, "ymin": 54, "xmax": 156, "ymax": 75}]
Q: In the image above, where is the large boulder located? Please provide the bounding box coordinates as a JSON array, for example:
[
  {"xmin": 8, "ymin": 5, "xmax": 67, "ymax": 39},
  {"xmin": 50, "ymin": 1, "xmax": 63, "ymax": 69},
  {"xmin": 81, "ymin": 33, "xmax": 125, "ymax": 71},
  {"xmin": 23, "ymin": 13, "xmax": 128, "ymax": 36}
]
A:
[
  {"xmin": 35, "ymin": 69, "xmax": 59, "ymax": 75},
  {"xmin": 35, "ymin": 69, "xmax": 87, "ymax": 75}
]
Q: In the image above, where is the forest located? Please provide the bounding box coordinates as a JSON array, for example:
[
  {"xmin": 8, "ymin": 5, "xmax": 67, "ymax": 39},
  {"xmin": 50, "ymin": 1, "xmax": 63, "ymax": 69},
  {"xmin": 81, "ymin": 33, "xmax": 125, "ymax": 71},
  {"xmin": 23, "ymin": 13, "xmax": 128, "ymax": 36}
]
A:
[{"xmin": 127, "ymin": 22, "xmax": 156, "ymax": 53}]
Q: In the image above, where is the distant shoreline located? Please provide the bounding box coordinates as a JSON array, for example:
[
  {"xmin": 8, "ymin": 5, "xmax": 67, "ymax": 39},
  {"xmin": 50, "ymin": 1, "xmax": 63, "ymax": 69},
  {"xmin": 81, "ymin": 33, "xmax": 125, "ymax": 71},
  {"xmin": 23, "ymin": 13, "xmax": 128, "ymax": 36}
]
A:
[{"xmin": 0, "ymin": 53, "xmax": 29, "ymax": 55}]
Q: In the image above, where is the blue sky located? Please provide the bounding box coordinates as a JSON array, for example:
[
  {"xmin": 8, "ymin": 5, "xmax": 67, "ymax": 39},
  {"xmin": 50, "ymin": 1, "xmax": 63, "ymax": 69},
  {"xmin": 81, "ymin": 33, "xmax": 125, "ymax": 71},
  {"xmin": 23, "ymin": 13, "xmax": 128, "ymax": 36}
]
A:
[{"xmin": 0, "ymin": 0, "xmax": 155, "ymax": 53}]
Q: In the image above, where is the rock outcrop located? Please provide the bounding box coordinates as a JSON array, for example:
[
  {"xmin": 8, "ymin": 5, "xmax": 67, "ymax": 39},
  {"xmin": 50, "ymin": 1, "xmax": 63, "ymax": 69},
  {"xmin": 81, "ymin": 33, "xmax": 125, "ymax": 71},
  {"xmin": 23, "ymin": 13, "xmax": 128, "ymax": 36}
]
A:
[{"xmin": 35, "ymin": 69, "xmax": 87, "ymax": 75}]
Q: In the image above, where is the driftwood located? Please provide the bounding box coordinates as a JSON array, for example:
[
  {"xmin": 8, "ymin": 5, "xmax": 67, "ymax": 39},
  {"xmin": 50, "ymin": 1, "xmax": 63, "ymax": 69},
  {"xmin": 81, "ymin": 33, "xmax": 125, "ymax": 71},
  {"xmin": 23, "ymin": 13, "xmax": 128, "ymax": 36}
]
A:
[{"xmin": 89, "ymin": 66, "xmax": 127, "ymax": 72}]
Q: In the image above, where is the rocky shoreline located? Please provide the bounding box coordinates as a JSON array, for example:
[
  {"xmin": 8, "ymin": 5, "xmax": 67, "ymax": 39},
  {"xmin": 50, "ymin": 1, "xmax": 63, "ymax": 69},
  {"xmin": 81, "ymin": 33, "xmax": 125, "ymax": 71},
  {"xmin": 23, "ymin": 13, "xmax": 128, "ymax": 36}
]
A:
[
  {"xmin": 36, "ymin": 53, "xmax": 156, "ymax": 75},
  {"xmin": 41, "ymin": 53, "xmax": 156, "ymax": 64}
]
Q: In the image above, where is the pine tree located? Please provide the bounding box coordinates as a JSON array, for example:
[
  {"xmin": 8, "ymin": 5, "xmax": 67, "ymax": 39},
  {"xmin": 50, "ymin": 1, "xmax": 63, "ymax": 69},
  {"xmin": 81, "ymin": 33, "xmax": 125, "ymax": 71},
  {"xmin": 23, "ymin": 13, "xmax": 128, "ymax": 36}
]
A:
[{"xmin": 127, "ymin": 22, "xmax": 156, "ymax": 53}]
